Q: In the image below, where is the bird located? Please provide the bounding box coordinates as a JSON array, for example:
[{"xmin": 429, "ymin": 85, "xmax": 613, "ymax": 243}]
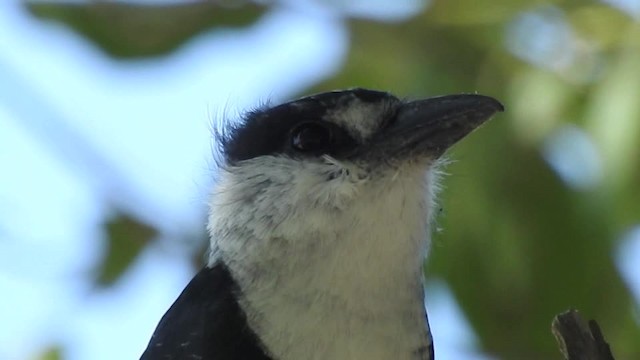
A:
[{"xmin": 140, "ymin": 88, "xmax": 503, "ymax": 360}]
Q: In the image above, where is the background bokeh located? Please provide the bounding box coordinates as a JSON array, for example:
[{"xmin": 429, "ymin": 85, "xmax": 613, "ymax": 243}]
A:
[{"xmin": 1, "ymin": 1, "xmax": 639, "ymax": 359}]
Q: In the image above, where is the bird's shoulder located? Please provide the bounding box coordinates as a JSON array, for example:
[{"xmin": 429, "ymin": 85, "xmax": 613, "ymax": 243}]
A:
[{"xmin": 140, "ymin": 263, "xmax": 272, "ymax": 360}]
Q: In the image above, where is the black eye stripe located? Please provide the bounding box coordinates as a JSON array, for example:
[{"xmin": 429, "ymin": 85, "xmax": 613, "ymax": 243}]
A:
[{"xmin": 220, "ymin": 89, "xmax": 400, "ymax": 163}]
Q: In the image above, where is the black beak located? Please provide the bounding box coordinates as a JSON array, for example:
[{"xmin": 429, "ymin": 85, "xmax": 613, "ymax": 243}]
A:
[{"xmin": 364, "ymin": 94, "xmax": 503, "ymax": 160}]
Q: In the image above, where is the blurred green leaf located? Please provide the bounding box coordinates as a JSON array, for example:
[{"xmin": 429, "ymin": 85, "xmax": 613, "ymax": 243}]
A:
[
  {"xmin": 569, "ymin": 5, "xmax": 633, "ymax": 50},
  {"xmin": 433, "ymin": 131, "xmax": 640, "ymax": 357},
  {"xmin": 424, "ymin": 0, "xmax": 550, "ymax": 24},
  {"xmin": 97, "ymin": 212, "xmax": 157, "ymax": 286},
  {"xmin": 33, "ymin": 346, "xmax": 62, "ymax": 360},
  {"xmin": 25, "ymin": 1, "xmax": 266, "ymax": 58}
]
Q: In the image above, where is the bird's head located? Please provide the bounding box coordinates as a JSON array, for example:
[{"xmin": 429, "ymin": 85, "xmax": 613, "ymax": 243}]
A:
[{"xmin": 207, "ymin": 88, "xmax": 502, "ymax": 272}]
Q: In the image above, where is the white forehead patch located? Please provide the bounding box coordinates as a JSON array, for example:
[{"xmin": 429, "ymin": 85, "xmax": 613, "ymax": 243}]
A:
[{"xmin": 324, "ymin": 97, "xmax": 397, "ymax": 143}]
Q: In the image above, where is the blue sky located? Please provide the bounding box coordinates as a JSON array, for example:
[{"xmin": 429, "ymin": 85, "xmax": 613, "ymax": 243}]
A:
[{"xmin": 1, "ymin": 1, "xmax": 639, "ymax": 359}]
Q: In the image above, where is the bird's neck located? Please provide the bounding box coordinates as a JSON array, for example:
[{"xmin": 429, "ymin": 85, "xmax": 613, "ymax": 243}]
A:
[
  {"xmin": 209, "ymin": 174, "xmax": 434, "ymax": 360},
  {"xmin": 235, "ymin": 264, "xmax": 429, "ymax": 360},
  {"xmin": 221, "ymin": 228, "xmax": 430, "ymax": 360}
]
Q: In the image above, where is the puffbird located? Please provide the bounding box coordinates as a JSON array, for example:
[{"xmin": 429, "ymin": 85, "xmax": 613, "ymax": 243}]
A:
[{"xmin": 140, "ymin": 88, "xmax": 503, "ymax": 360}]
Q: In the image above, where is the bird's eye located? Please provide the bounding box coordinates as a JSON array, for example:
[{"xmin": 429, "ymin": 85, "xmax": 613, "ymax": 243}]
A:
[{"xmin": 291, "ymin": 122, "xmax": 333, "ymax": 152}]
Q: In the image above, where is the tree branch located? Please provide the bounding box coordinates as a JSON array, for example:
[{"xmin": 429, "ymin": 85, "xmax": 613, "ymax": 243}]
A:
[{"xmin": 552, "ymin": 309, "xmax": 615, "ymax": 360}]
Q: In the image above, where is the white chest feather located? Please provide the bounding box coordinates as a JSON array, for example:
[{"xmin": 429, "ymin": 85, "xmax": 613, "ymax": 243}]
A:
[{"xmin": 208, "ymin": 156, "xmax": 436, "ymax": 360}]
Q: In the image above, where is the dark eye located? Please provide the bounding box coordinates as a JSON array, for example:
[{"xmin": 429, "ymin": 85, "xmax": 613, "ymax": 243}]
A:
[{"xmin": 291, "ymin": 122, "xmax": 333, "ymax": 152}]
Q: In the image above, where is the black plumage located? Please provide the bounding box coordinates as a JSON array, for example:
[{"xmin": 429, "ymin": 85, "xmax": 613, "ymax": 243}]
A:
[
  {"xmin": 140, "ymin": 262, "xmax": 272, "ymax": 360},
  {"xmin": 220, "ymin": 89, "xmax": 394, "ymax": 163}
]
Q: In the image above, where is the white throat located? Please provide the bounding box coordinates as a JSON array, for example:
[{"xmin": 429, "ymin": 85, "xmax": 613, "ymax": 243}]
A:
[{"xmin": 208, "ymin": 156, "xmax": 438, "ymax": 360}]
